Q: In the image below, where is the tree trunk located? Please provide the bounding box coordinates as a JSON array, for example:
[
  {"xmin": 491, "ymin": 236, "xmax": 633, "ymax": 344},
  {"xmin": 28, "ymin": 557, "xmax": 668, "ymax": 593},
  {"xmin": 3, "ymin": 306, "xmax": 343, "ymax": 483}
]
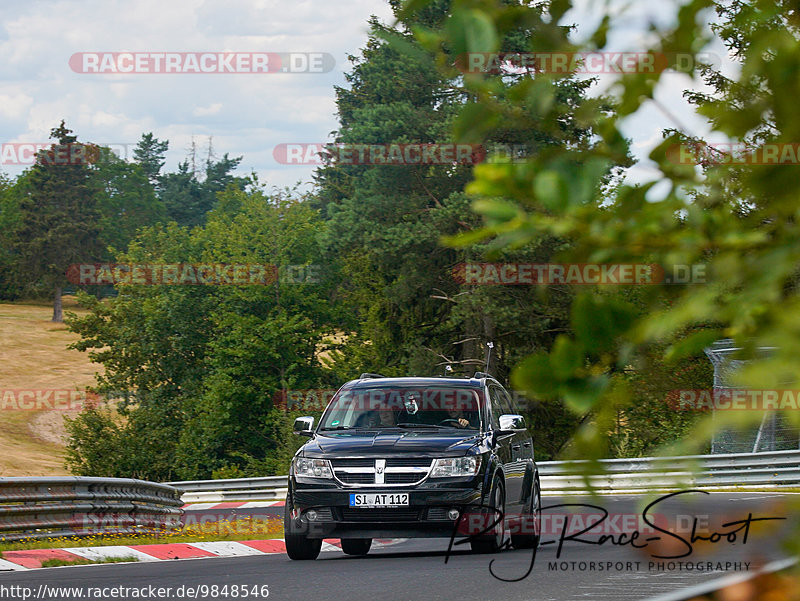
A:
[{"xmin": 52, "ymin": 287, "xmax": 63, "ymax": 322}]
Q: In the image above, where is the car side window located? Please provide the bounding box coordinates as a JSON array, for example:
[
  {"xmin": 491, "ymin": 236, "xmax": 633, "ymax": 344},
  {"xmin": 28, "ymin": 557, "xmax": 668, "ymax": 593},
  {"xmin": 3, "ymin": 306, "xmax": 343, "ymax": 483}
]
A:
[
  {"xmin": 497, "ymin": 386, "xmax": 517, "ymax": 416},
  {"xmin": 488, "ymin": 386, "xmax": 506, "ymax": 428}
]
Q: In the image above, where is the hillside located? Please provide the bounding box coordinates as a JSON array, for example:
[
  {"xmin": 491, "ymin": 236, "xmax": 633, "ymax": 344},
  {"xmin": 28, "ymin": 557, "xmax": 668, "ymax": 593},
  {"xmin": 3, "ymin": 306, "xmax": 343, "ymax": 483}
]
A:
[{"xmin": 0, "ymin": 297, "xmax": 100, "ymax": 476}]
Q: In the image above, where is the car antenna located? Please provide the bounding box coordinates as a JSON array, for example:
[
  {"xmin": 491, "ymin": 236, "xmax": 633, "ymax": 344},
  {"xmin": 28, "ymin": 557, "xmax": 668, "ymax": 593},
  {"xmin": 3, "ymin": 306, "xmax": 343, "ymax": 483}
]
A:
[{"xmin": 483, "ymin": 342, "xmax": 494, "ymax": 373}]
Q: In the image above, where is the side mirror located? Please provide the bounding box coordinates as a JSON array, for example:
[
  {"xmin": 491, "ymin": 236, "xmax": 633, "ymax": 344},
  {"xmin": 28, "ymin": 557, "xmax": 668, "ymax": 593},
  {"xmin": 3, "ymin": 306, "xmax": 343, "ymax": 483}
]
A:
[
  {"xmin": 293, "ymin": 416, "xmax": 314, "ymax": 436},
  {"xmin": 498, "ymin": 414, "xmax": 526, "ymax": 431}
]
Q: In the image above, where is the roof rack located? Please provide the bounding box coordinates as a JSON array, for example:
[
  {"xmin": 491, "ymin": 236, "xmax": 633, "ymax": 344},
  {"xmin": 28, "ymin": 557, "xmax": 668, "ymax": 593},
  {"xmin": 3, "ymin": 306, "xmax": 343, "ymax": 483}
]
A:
[{"xmin": 359, "ymin": 373, "xmax": 387, "ymax": 379}]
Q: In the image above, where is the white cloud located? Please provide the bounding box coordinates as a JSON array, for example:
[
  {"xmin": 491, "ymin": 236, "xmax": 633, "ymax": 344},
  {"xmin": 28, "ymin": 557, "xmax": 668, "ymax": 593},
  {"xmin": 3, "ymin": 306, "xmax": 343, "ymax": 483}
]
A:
[
  {"xmin": 192, "ymin": 103, "xmax": 224, "ymax": 117},
  {"xmin": 0, "ymin": 0, "xmax": 394, "ymax": 186},
  {"xmin": 0, "ymin": 0, "xmax": 733, "ymax": 193}
]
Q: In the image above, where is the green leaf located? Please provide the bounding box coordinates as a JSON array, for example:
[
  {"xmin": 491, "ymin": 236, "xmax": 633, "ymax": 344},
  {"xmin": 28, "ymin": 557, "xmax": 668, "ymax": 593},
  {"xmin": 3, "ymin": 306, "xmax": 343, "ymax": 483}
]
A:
[
  {"xmin": 445, "ymin": 8, "xmax": 498, "ymax": 56},
  {"xmin": 572, "ymin": 294, "xmax": 636, "ymax": 353},
  {"xmin": 664, "ymin": 329, "xmax": 724, "ymax": 363},
  {"xmin": 472, "ymin": 198, "xmax": 519, "ymax": 222},
  {"xmin": 561, "ymin": 376, "xmax": 609, "ymax": 414},
  {"xmin": 550, "ymin": 335, "xmax": 584, "ymax": 380},
  {"xmin": 511, "ymin": 353, "xmax": 560, "ymax": 398}
]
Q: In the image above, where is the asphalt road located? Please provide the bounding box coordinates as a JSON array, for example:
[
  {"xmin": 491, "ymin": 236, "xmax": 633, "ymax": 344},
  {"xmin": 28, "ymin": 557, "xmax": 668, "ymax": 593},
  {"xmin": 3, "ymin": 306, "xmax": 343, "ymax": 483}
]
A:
[{"xmin": 1, "ymin": 492, "xmax": 796, "ymax": 601}]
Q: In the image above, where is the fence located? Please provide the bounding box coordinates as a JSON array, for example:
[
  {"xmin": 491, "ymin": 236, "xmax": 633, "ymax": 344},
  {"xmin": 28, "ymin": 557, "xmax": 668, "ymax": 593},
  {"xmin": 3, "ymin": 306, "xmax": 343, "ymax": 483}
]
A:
[
  {"xmin": 166, "ymin": 449, "xmax": 800, "ymax": 503},
  {"xmin": 704, "ymin": 339, "xmax": 798, "ymax": 453},
  {"xmin": 0, "ymin": 477, "xmax": 183, "ymax": 541}
]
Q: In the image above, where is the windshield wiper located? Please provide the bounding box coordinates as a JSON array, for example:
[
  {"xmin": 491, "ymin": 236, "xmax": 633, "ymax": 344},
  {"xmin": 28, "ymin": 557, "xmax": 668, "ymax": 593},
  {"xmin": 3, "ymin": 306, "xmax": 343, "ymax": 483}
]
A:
[
  {"xmin": 319, "ymin": 426, "xmax": 353, "ymax": 431},
  {"xmin": 395, "ymin": 423, "xmax": 450, "ymax": 429}
]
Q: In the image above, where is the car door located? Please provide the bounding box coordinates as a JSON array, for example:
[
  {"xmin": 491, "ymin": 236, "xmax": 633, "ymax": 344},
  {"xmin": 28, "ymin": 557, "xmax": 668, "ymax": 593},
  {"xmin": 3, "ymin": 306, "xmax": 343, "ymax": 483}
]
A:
[
  {"xmin": 499, "ymin": 386, "xmax": 534, "ymax": 506},
  {"xmin": 488, "ymin": 384, "xmax": 523, "ymax": 509}
]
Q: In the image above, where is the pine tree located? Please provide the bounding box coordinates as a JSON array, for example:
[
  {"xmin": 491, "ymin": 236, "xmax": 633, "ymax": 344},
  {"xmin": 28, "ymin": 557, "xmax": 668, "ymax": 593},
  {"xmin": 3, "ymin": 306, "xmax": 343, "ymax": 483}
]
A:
[{"xmin": 14, "ymin": 121, "xmax": 103, "ymax": 321}]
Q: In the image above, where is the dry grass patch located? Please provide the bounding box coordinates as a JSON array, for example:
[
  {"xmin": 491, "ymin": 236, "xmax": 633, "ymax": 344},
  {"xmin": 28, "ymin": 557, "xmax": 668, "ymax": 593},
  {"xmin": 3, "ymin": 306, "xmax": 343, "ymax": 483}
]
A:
[{"xmin": 0, "ymin": 297, "xmax": 99, "ymax": 476}]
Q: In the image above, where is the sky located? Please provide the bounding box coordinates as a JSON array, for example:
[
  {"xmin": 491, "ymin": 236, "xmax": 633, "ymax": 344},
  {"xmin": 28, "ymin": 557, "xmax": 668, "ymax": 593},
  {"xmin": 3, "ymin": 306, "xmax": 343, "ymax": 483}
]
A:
[{"xmin": 0, "ymin": 0, "xmax": 733, "ymax": 191}]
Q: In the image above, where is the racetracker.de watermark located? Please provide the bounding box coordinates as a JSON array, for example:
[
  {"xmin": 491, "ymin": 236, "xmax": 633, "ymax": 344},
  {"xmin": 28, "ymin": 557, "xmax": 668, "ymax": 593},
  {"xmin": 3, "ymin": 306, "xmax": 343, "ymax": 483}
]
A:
[
  {"xmin": 273, "ymin": 143, "xmax": 484, "ymax": 165},
  {"xmin": 668, "ymin": 389, "xmax": 800, "ymax": 411},
  {"xmin": 274, "ymin": 388, "xmax": 540, "ymax": 412},
  {"xmin": 453, "ymin": 263, "xmax": 706, "ymax": 285},
  {"xmin": 457, "ymin": 52, "xmax": 720, "ymax": 74},
  {"xmin": 0, "ymin": 142, "xmax": 133, "ymax": 166},
  {"xmin": 69, "ymin": 52, "xmax": 335, "ymax": 74},
  {"xmin": 0, "ymin": 389, "xmax": 100, "ymax": 411},
  {"xmin": 667, "ymin": 142, "xmax": 800, "ymax": 166},
  {"xmin": 67, "ymin": 263, "xmax": 322, "ymax": 286}
]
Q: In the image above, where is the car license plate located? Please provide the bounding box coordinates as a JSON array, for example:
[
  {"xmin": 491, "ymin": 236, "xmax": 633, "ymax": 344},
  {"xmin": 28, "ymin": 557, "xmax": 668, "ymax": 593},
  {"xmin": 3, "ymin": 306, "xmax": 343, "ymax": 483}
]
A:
[{"xmin": 349, "ymin": 493, "xmax": 409, "ymax": 507}]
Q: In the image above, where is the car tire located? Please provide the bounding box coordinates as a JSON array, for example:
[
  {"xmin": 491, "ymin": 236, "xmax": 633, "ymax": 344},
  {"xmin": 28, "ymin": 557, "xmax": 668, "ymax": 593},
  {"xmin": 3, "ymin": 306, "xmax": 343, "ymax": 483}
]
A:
[
  {"xmin": 470, "ymin": 476, "xmax": 505, "ymax": 554},
  {"xmin": 511, "ymin": 474, "xmax": 541, "ymax": 549},
  {"xmin": 341, "ymin": 538, "xmax": 372, "ymax": 556},
  {"xmin": 284, "ymin": 489, "xmax": 322, "ymax": 560}
]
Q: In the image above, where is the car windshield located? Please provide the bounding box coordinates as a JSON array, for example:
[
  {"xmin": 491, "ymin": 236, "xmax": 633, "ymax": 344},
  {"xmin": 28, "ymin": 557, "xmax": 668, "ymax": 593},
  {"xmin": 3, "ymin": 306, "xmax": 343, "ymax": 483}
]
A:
[{"xmin": 318, "ymin": 385, "xmax": 483, "ymax": 431}]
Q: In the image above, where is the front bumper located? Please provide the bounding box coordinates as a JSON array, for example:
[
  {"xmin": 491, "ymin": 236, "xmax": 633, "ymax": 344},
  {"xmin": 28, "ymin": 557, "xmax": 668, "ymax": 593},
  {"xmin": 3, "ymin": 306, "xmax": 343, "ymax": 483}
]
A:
[{"xmin": 289, "ymin": 481, "xmax": 485, "ymax": 539}]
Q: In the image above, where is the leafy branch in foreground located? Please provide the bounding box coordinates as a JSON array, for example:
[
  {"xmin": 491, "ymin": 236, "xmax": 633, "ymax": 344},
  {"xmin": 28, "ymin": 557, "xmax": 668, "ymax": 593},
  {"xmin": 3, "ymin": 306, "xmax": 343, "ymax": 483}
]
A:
[{"xmin": 396, "ymin": 0, "xmax": 800, "ymax": 458}]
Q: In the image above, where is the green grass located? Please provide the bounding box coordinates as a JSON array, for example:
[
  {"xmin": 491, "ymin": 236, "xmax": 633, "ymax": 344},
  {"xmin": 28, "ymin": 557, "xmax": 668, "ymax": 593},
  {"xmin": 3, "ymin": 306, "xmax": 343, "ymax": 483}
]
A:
[{"xmin": 40, "ymin": 556, "xmax": 139, "ymax": 568}]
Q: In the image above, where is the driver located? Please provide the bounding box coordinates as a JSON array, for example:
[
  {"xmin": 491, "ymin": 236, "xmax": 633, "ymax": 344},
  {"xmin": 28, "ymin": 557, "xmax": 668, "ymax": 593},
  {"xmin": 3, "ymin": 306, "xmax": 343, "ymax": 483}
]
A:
[
  {"xmin": 445, "ymin": 406, "xmax": 470, "ymax": 428},
  {"xmin": 442, "ymin": 393, "xmax": 476, "ymax": 428}
]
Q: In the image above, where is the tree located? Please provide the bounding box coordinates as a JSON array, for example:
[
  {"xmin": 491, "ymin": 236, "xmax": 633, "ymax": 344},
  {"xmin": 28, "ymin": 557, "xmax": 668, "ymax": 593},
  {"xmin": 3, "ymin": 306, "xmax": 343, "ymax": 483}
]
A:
[
  {"xmin": 401, "ymin": 0, "xmax": 800, "ymax": 462},
  {"xmin": 160, "ymin": 154, "xmax": 247, "ymax": 228},
  {"xmin": 0, "ymin": 171, "xmax": 23, "ymax": 299},
  {"xmin": 94, "ymin": 146, "xmax": 166, "ymax": 253},
  {"xmin": 14, "ymin": 121, "xmax": 104, "ymax": 321},
  {"xmin": 313, "ymin": 5, "xmax": 616, "ymax": 456},
  {"xmin": 65, "ymin": 186, "xmax": 335, "ymax": 480},
  {"xmin": 132, "ymin": 132, "xmax": 169, "ymax": 188}
]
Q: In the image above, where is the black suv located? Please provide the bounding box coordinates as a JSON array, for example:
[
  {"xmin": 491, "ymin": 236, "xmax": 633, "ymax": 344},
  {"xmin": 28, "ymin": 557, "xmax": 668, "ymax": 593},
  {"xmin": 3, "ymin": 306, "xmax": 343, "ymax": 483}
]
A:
[{"xmin": 284, "ymin": 374, "xmax": 541, "ymax": 559}]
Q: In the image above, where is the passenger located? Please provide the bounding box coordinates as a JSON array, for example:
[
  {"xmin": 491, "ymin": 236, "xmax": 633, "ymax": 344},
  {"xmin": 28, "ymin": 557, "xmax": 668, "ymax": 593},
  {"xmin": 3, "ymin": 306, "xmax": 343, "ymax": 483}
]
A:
[{"xmin": 358, "ymin": 407, "xmax": 397, "ymax": 427}]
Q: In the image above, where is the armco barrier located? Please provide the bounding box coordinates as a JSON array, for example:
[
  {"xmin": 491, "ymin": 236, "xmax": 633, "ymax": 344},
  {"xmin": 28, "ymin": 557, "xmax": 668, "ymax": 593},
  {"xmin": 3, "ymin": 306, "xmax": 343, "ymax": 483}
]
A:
[
  {"xmin": 164, "ymin": 476, "xmax": 287, "ymax": 503},
  {"xmin": 538, "ymin": 448, "xmax": 800, "ymax": 493},
  {"xmin": 0, "ymin": 477, "xmax": 183, "ymax": 541},
  {"xmin": 167, "ymin": 449, "xmax": 800, "ymax": 503}
]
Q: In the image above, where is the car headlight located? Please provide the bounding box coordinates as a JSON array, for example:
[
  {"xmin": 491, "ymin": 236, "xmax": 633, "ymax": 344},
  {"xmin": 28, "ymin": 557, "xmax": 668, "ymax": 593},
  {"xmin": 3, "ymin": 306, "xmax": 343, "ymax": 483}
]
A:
[
  {"xmin": 430, "ymin": 456, "xmax": 480, "ymax": 478},
  {"xmin": 294, "ymin": 457, "xmax": 333, "ymax": 479}
]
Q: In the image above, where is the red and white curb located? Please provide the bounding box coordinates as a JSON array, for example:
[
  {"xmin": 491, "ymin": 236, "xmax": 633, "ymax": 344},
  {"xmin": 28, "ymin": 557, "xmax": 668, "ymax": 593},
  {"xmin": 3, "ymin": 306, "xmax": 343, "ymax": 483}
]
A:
[{"xmin": 0, "ymin": 538, "xmax": 404, "ymax": 571}]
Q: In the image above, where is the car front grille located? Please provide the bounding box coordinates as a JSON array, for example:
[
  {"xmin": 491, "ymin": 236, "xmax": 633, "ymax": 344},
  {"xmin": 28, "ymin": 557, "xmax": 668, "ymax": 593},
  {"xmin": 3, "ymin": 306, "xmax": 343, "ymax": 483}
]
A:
[
  {"xmin": 385, "ymin": 473, "xmax": 423, "ymax": 484},
  {"xmin": 330, "ymin": 458, "xmax": 433, "ymax": 487},
  {"xmin": 386, "ymin": 458, "xmax": 433, "ymax": 468},
  {"xmin": 336, "ymin": 473, "xmax": 375, "ymax": 484},
  {"xmin": 340, "ymin": 508, "xmax": 422, "ymax": 522}
]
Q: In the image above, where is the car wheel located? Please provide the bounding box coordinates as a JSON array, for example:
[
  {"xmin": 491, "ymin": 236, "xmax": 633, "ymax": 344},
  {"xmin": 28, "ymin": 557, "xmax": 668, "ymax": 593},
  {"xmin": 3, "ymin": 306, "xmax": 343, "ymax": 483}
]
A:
[
  {"xmin": 470, "ymin": 476, "xmax": 505, "ymax": 554},
  {"xmin": 341, "ymin": 538, "xmax": 372, "ymax": 556},
  {"xmin": 284, "ymin": 489, "xmax": 322, "ymax": 560},
  {"xmin": 511, "ymin": 474, "xmax": 541, "ymax": 549}
]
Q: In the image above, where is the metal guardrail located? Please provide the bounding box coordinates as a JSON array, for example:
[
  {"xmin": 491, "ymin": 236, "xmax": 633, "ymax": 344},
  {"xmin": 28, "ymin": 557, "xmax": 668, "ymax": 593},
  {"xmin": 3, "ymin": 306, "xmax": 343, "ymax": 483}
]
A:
[
  {"xmin": 167, "ymin": 449, "xmax": 800, "ymax": 503},
  {"xmin": 0, "ymin": 477, "xmax": 184, "ymax": 541},
  {"xmin": 539, "ymin": 448, "xmax": 800, "ymax": 494},
  {"xmin": 164, "ymin": 476, "xmax": 287, "ymax": 503}
]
